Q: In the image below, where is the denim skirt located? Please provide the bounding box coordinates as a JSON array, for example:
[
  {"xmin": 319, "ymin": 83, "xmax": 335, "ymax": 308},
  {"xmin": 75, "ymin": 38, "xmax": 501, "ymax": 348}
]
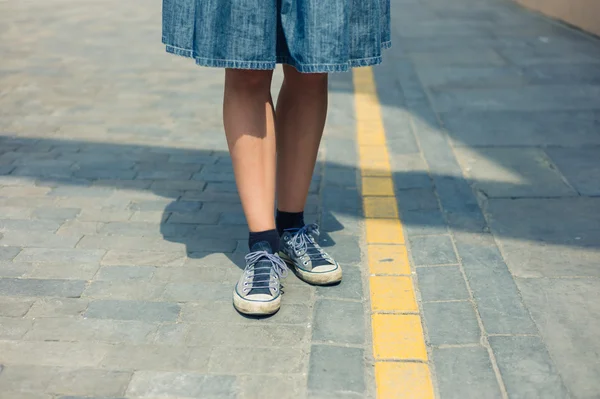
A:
[{"xmin": 162, "ymin": 0, "xmax": 390, "ymax": 73}]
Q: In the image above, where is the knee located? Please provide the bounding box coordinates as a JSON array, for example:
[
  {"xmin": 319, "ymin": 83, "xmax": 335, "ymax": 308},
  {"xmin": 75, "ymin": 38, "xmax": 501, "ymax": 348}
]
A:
[
  {"xmin": 283, "ymin": 66, "xmax": 328, "ymax": 90},
  {"xmin": 225, "ymin": 69, "xmax": 273, "ymax": 93}
]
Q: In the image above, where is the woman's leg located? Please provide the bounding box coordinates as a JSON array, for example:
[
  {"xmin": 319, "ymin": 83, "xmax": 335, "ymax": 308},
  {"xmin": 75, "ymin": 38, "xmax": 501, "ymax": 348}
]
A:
[
  {"xmin": 275, "ymin": 65, "xmax": 342, "ymax": 285},
  {"xmin": 275, "ymin": 65, "xmax": 328, "ymax": 216},
  {"xmin": 223, "ymin": 69, "xmax": 277, "ymax": 236},
  {"xmin": 225, "ymin": 69, "xmax": 288, "ymax": 315}
]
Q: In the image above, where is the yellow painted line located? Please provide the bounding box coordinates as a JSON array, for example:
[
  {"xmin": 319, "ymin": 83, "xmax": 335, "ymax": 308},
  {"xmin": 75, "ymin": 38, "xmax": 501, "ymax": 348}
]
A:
[{"xmin": 353, "ymin": 67, "xmax": 435, "ymax": 398}]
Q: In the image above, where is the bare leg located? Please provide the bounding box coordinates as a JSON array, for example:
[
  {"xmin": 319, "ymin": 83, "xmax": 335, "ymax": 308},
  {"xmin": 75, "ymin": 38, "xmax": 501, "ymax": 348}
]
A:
[
  {"xmin": 275, "ymin": 65, "xmax": 328, "ymax": 212},
  {"xmin": 223, "ymin": 69, "xmax": 276, "ymax": 232}
]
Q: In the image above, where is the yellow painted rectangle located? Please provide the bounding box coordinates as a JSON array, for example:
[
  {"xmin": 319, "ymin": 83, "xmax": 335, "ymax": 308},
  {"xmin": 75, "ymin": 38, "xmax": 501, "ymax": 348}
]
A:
[
  {"xmin": 364, "ymin": 197, "xmax": 399, "ymax": 219},
  {"xmin": 368, "ymin": 244, "xmax": 411, "ymax": 275},
  {"xmin": 370, "ymin": 276, "xmax": 418, "ymax": 312},
  {"xmin": 362, "ymin": 168, "xmax": 392, "ymax": 178},
  {"xmin": 372, "ymin": 314, "xmax": 428, "ymax": 360},
  {"xmin": 362, "ymin": 177, "xmax": 395, "ymax": 196},
  {"xmin": 365, "ymin": 218, "xmax": 405, "ymax": 244},
  {"xmin": 375, "ymin": 362, "xmax": 435, "ymax": 399}
]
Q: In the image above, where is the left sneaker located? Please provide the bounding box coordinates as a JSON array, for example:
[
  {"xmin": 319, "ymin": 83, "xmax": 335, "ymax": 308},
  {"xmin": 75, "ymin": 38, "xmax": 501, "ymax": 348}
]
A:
[{"xmin": 279, "ymin": 224, "xmax": 342, "ymax": 285}]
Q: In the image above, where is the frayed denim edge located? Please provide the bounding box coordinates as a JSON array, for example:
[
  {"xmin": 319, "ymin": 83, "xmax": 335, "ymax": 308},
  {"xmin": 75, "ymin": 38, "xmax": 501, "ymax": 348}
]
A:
[{"xmin": 165, "ymin": 41, "xmax": 391, "ymax": 73}]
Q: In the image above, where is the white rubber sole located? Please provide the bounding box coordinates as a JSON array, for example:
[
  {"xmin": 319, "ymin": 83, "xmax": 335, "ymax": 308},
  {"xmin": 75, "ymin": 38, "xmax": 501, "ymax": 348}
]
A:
[
  {"xmin": 232, "ymin": 291, "xmax": 281, "ymax": 315},
  {"xmin": 279, "ymin": 252, "xmax": 343, "ymax": 285}
]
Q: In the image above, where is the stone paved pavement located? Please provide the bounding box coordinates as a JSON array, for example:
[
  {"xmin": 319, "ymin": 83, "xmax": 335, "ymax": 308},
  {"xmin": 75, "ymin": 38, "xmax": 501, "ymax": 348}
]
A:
[{"xmin": 1, "ymin": 0, "xmax": 600, "ymax": 398}]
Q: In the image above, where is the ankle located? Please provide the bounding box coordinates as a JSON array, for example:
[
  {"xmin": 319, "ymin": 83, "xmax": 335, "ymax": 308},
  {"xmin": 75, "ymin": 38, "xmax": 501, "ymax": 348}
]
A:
[
  {"xmin": 276, "ymin": 210, "xmax": 305, "ymax": 235},
  {"xmin": 248, "ymin": 229, "xmax": 281, "ymax": 253}
]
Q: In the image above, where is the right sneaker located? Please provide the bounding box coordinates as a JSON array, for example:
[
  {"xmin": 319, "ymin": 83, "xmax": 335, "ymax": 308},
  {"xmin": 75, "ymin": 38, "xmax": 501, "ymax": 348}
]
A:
[{"xmin": 232, "ymin": 241, "xmax": 288, "ymax": 315}]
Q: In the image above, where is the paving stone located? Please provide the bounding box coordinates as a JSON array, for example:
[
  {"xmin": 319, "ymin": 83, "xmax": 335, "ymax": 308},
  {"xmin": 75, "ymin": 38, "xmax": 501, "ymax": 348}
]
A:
[
  {"xmin": 24, "ymin": 318, "xmax": 156, "ymax": 344},
  {"xmin": 517, "ymin": 278, "xmax": 600, "ymax": 398},
  {"xmin": 454, "ymin": 147, "xmax": 576, "ymax": 198},
  {"xmin": 431, "ymin": 85, "xmax": 600, "ymax": 113},
  {"xmin": 166, "ymin": 211, "xmax": 220, "ymax": 225},
  {"xmin": 186, "ymin": 323, "xmax": 307, "ymax": 347},
  {"xmin": 56, "ymin": 221, "xmax": 103, "ymax": 236},
  {"xmin": 312, "ymin": 299, "xmax": 365, "ymax": 345},
  {"xmin": 100, "ymin": 344, "xmax": 203, "ymax": 371},
  {"xmin": 162, "ymin": 282, "xmax": 233, "ymax": 302},
  {"xmin": 27, "ymin": 298, "xmax": 89, "ymax": 318},
  {"xmin": 77, "ymin": 235, "xmax": 184, "ymax": 252},
  {"xmin": 417, "ymin": 266, "xmax": 469, "ymax": 302},
  {"xmin": 238, "ymin": 375, "xmax": 306, "ymax": 399},
  {"xmin": 14, "ymin": 248, "xmax": 105, "ymax": 264},
  {"xmin": 416, "ymin": 65, "xmax": 526, "ymax": 88},
  {"xmin": 84, "ymin": 281, "xmax": 164, "ymax": 301},
  {"xmin": 47, "ymin": 369, "xmax": 131, "ymax": 397},
  {"xmin": 154, "ymin": 323, "xmax": 190, "ymax": 344},
  {"xmin": 208, "ymin": 346, "xmax": 306, "ymax": 373},
  {"xmin": 181, "ymin": 301, "xmax": 310, "ymax": 324},
  {"xmin": 0, "ymin": 364, "xmax": 55, "ymax": 393},
  {"xmin": 0, "ymin": 316, "xmax": 33, "ymax": 339},
  {"xmin": 85, "ymin": 300, "xmax": 180, "ymax": 322},
  {"xmin": 395, "ymin": 188, "xmax": 439, "ymax": 212},
  {"xmin": 96, "ymin": 266, "xmax": 155, "ymax": 281},
  {"xmin": 401, "ymin": 209, "xmax": 448, "ymax": 237},
  {"xmin": 545, "ymin": 147, "xmax": 600, "ymax": 196},
  {"xmin": 0, "ymin": 340, "xmax": 110, "ymax": 367},
  {"xmin": 101, "ymin": 250, "xmax": 186, "ymax": 266},
  {"xmin": 489, "ymin": 336, "xmax": 569, "ymax": 399},
  {"xmin": 1, "ymin": 231, "xmax": 81, "ymax": 249},
  {"xmin": 0, "ymin": 219, "xmax": 62, "ymax": 233},
  {"xmin": 0, "ymin": 297, "xmax": 34, "ymax": 316},
  {"xmin": 28, "ymin": 262, "xmax": 99, "ymax": 280},
  {"xmin": 0, "ymin": 246, "xmax": 21, "ymax": 261},
  {"xmin": 408, "ymin": 49, "xmax": 506, "ymax": 66},
  {"xmin": 32, "ymin": 207, "xmax": 80, "ymax": 220},
  {"xmin": 433, "ymin": 346, "xmax": 503, "ymax": 399},
  {"xmin": 77, "ymin": 210, "xmax": 133, "ymax": 222},
  {"xmin": 0, "ymin": 262, "xmax": 34, "ymax": 278},
  {"xmin": 442, "ymin": 110, "xmax": 600, "ymax": 147},
  {"xmin": 409, "ymin": 235, "xmax": 457, "ymax": 265},
  {"xmin": 487, "ymin": 198, "xmax": 600, "ymax": 277},
  {"xmin": 454, "ymin": 233, "xmax": 538, "ymax": 335},
  {"xmin": 126, "ymin": 372, "xmax": 236, "ymax": 398},
  {"xmin": 0, "ymin": 278, "xmax": 85, "ymax": 298},
  {"xmin": 150, "ymin": 179, "xmax": 207, "ymax": 191},
  {"xmin": 316, "ymin": 264, "xmax": 363, "ymax": 300},
  {"xmin": 423, "ymin": 301, "xmax": 481, "ymax": 345},
  {"xmin": 308, "ymin": 345, "xmax": 365, "ymax": 394},
  {"xmin": 318, "ymin": 233, "xmax": 362, "ymax": 265}
]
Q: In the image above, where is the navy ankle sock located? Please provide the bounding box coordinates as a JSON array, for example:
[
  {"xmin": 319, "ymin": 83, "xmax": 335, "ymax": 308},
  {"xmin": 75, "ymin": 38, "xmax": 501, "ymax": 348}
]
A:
[
  {"xmin": 276, "ymin": 210, "xmax": 305, "ymax": 235},
  {"xmin": 248, "ymin": 229, "xmax": 280, "ymax": 253}
]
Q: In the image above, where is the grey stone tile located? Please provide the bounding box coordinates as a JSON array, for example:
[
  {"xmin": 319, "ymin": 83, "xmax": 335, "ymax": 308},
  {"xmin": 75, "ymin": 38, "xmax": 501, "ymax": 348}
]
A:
[
  {"xmin": 95, "ymin": 266, "xmax": 156, "ymax": 281},
  {"xmin": 417, "ymin": 266, "xmax": 469, "ymax": 302},
  {"xmin": 0, "ymin": 278, "xmax": 85, "ymax": 298},
  {"xmin": 181, "ymin": 301, "xmax": 310, "ymax": 325},
  {"xmin": 0, "ymin": 262, "xmax": 34, "ymax": 278},
  {"xmin": 316, "ymin": 264, "xmax": 363, "ymax": 300},
  {"xmin": 0, "ymin": 246, "xmax": 21, "ymax": 261},
  {"xmin": 14, "ymin": 248, "xmax": 105, "ymax": 264},
  {"xmin": 0, "ymin": 219, "xmax": 62, "ymax": 232},
  {"xmin": 0, "ymin": 316, "xmax": 32, "ymax": 339},
  {"xmin": 423, "ymin": 301, "xmax": 481, "ymax": 345},
  {"xmin": 522, "ymin": 63, "xmax": 600, "ymax": 85},
  {"xmin": 0, "ymin": 340, "xmax": 110, "ymax": 367},
  {"xmin": 127, "ymin": 371, "xmax": 236, "ymax": 398},
  {"xmin": 395, "ymin": 188, "xmax": 439, "ymax": 212},
  {"xmin": 442, "ymin": 110, "xmax": 600, "ymax": 147},
  {"xmin": 208, "ymin": 346, "xmax": 305, "ymax": 374},
  {"xmin": 163, "ymin": 282, "xmax": 231, "ymax": 302},
  {"xmin": 517, "ymin": 278, "xmax": 600, "ymax": 398},
  {"xmin": 318, "ymin": 234, "xmax": 362, "ymax": 265},
  {"xmin": 409, "ymin": 235, "xmax": 457, "ymax": 265},
  {"xmin": 454, "ymin": 233, "xmax": 538, "ymax": 334},
  {"xmin": 401, "ymin": 209, "xmax": 448, "ymax": 237},
  {"xmin": 454, "ymin": 147, "xmax": 576, "ymax": 198},
  {"xmin": 84, "ymin": 281, "xmax": 164, "ymax": 301},
  {"xmin": 0, "ymin": 297, "xmax": 34, "ymax": 316},
  {"xmin": 186, "ymin": 323, "xmax": 307, "ymax": 347},
  {"xmin": 545, "ymin": 147, "xmax": 600, "ymax": 196},
  {"xmin": 27, "ymin": 298, "xmax": 89, "ymax": 318},
  {"xmin": 431, "ymin": 85, "xmax": 600, "ymax": 113},
  {"xmin": 487, "ymin": 198, "xmax": 600, "ymax": 277},
  {"xmin": 85, "ymin": 300, "xmax": 180, "ymax": 322},
  {"xmin": 47, "ymin": 369, "xmax": 132, "ymax": 397},
  {"xmin": 32, "ymin": 207, "xmax": 80, "ymax": 220},
  {"xmin": 0, "ymin": 364, "xmax": 56, "ymax": 393},
  {"xmin": 1, "ymin": 231, "xmax": 81, "ymax": 249},
  {"xmin": 308, "ymin": 345, "xmax": 365, "ymax": 394},
  {"xmin": 433, "ymin": 346, "xmax": 503, "ymax": 399},
  {"xmin": 100, "ymin": 344, "xmax": 205, "ymax": 372},
  {"xmin": 28, "ymin": 262, "xmax": 99, "ymax": 280},
  {"xmin": 154, "ymin": 323, "xmax": 190, "ymax": 344},
  {"xmin": 409, "ymin": 49, "xmax": 506, "ymax": 66},
  {"xmin": 312, "ymin": 299, "xmax": 365, "ymax": 345},
  {"xmin": 24, "ymin": 318, "xmax": 156, "ymax": 344},
  {"xmin": 489, "ymin": 336, "xmax": 569, "ymax": 399},
  {"xmin": 417, "ymin": 65, "xmax": 526, "ymax": 88},
  {"xmin": 238, "ymin": 375, "xmax": 306, "ymax": 399}
]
